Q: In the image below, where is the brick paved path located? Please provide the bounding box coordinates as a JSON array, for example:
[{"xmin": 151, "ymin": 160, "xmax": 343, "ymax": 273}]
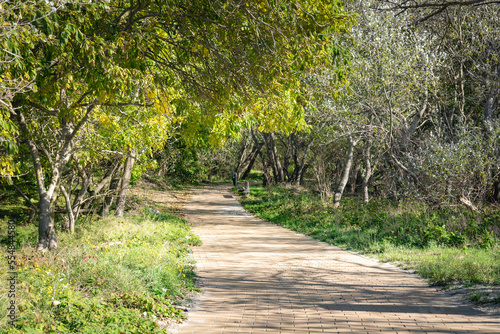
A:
[{"xmin": 175, "ymin": 185, "xmax": 499, "ymax": 333}]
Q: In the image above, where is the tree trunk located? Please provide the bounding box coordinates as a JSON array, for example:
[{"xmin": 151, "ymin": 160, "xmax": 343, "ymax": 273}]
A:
[
  {"xmin": 60, "ymin": 185, "xmax": 75, "ymax": 233},
  {"xmin": 404, "ymin": 97, "xmax": 427, "ymax": 147},
  {"xmin": 333, "ymin": 136, "xmax": 358, "ymax": 208},
  {"xmin": 37, "ymin": 193, "xmax": 57, "ymax": 251},
  {"xmin": 72, "ymin": 164, "xmax": 92, "ymax": 222},
  {"xmin": 85, "ymin": 160, "xmax": 120, "ymax": 211},
  {"xmin": 259, "ymin": 150, "xmax": 272, "ymax": 186},
  {"xmin": 289, "ymin": 133, "xmax": 300, "ymax": 182},
  {"xmin": 282, "ymin": 133, "xmax": 293, "ymax": 181},
  {"xmin": 271, "ymin": 133, "xmax": 285, "ymax": 183},
  {"xmin": 241, "ymin": 143, "xmax": 263, "ymax": 180},
  {"xmin": 235, "ymin": 137, "xmax": 252, "ymax": 174},
  {"xmin": 115, "ymin": 150, "xmax": 137, "ymax": 217},
  {"xmin": 362, "ymin": 141, "xmax": 373, "ymax": 204},
  {"xmin": 263, "ymin": 132, "xmax": 285, "ymax": 184},
  {"xmin": 350, "ymin": 161, "xmax": 361, "ymax": 194},
  {"xmin": 102, "ymin": 177, "xmax": 120, "ymax": 217},
  {"xmin": 493, "ymin": 180, "xmax": 500, "ymax": 202},
  {"xmin": 262, "ymin": 132, "xmax": 279, "ymax": 184},
  {"xmin": 15, "ymin": 99, "xmax": 96, "ymax": 251},
  {"xmin": 484, "ymin": 63, "xmax": 500, "ymax": 133},
  {"xmin": 16, "ymin": 109, "xmax": 60, "ymax": 251},
  {"xmin": 250, "ymin": 129, "xmax": 272, "ymax": 186},
  {"xmin": 294, "ymin": 139, "xmax": 313, "ymax": 186}
]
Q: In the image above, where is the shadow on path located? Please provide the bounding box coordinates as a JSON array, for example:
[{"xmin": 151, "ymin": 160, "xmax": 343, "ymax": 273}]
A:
[{"xmin": 175, "ymin": 184, "xmax": 500, "ymax": 334}]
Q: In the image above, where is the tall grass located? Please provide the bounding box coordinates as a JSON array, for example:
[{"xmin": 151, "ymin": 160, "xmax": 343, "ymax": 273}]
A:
[
  {"xmin": 241, "ymin": 185, "xmax": 500, "ymax": 285},
  {"xmin": 0, "ymin": 211, "xmax": 200, "ymax": 333}
]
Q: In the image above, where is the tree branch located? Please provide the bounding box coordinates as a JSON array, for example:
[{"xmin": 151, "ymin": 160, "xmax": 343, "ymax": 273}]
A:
[{"xmin": 11, "ymin": 180, "xmax": 37, "ymax": 210}]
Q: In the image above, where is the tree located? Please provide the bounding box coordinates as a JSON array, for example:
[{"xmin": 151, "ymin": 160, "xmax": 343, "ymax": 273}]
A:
[
  {"xmin": 399, "ymin": 4, "xmax": 500, "ymax": 206},
  {"xmin": 7, "ymin": 0, "xmax": 351, "ymax": 251},
  {"xmin": 11, "ymin": 1, "xmax": 164, "ymax": 250},
  {"xmin": 300, "ymin": 0, "xmax": 443, "ymax": 206},
  {"xmin": 375, "ymin": 0, "xmax": 500, "ymax": 23},
  {"xmin": 0, "ymin": 0, "xmax": 64, "ymax": 179}
]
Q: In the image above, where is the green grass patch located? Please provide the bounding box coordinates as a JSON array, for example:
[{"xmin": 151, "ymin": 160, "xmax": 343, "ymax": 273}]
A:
[
  {"xmin": 378, "ymin": 245, "xmax": 500, "ymax": 285},
  {"xmin": 0, "ymin": 210, "xmax": 201, "ymax": 333},
  {"xmin": 241, "ymin": 185, "xmax": 500, "ymax": 286}
]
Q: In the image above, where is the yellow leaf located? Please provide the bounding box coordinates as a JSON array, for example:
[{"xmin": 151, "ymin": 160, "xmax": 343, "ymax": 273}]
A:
[{"xmin": 98, "ymin": 91, "xmax": 106, "ymax": 104}]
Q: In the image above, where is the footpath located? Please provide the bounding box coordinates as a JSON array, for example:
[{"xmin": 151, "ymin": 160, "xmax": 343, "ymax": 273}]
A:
[{"xmin": 174, "ymin": 184, "xmax": 499, "ymax": 333}]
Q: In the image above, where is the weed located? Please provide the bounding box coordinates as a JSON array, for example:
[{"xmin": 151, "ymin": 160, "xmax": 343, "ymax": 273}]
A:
[{"xmin": 469, "ymin": 293, "xmax": 490, "ymax": 304}]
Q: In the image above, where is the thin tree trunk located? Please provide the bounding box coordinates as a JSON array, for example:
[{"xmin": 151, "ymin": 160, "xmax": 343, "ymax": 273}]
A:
[
  {"xmin": 333, "ymin": 136, "xmax": 358, "ymax": 208},
  {"xmin": 484, "ymin": 63, "xmax": 500, "ymax": 133},
  {"xmin": 85, "ymin": 160, "xmax": 120, "ymax": 211},
  {"xmin": 270, "ymin": 133, "xmax": 285, "ymax": 183},
  {"xmin": 235, "ymin": 136, "xmax": 252, "ymax": 174},
  {"xmin": 289, "ymin": 133, "xmax": 300, "ymax": 182},
  {"xmin": 72, "ymin": 164, "xmax": 91, "ymax": 222},
  {"xmin": 295, "ymin": 139, "xmax": 313, "ymax": 186},
  {"xmin": 60, "ymin": 185, "xmax": 75, "ymax": 233},
  {"xmin": 115, "ymin": 150, "xmax": 137, "ymax": 217},
  {"xmin": 11, "ymin": 180, "xmax": 37, "ymax": 210},
  {"xmin": 282, "ymin": 133, "xmax": 292, "ymax": 181},
  {"xmin": 251, "ymin": 129, "xmax": 272, "ymax": 186},
  {"xmin": 263, "ymin": 132, "xmax": 285, "ymax": 183},
  {"xmin": 362, "ymin": 141, "xmax": 373, "ymax": 204},
  {"xmin": 262, "ymin": 133, "xmax": 279, "ymax": 184},
  {"xmin": 259, "ymin": 149, "xmax": 272, "ymax": 186},
  {"xmin": 406, "ymin": 97, "xmax": 427, "ymax": 140},
  {"xmin": 350, "ymin": 161, "xmax": 361, "ymax": 194},
  {"xmin": 241, "ymin": 143, "xmax": 263, "ymax": 180},
  {"xmin": 102, "ymin": 177, "xmax": 120, "ymax": 217}
]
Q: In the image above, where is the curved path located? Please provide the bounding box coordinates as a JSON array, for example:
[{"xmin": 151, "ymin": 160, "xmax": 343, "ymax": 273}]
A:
[{"xmin": 176, "ymin": 185, "xmax": 499, "ymax": 333}]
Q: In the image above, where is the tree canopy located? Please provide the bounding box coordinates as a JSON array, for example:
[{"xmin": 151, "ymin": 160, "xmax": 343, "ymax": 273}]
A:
[{"xmin": 1, "ymin": 0, "xmax": 352, "ymax": 251}]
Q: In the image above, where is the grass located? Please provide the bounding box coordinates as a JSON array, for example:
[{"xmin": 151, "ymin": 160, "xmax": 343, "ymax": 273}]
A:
[
  {"xmin": 0, "ymin": 209, "xmax": 201, "ymax": 333},
  {"xmin": 241, "ymin": 185, "xmax": 500, "ymax": 287},
  {"xmin": 469, "ymin": 292, "xmax": 490, "ymax": 304},
  {"xmin": 378, "ymin": 245, "xmax": 500, "ymax": 285}
]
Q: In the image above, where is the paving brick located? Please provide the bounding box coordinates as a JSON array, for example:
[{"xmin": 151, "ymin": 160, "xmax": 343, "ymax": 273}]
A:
[{"xmin": 173, "ymin": 185, "xmax": 500, "ymax": 334}]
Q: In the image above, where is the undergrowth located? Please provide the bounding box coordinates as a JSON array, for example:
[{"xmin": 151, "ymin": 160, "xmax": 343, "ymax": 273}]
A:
[
  {"xmin": 0, "ymin": 210, "xmax": 201, "ymax": 333},
  {"xmin": 241, "ymin": 185, "xmax": 500, "ymax": 286}
]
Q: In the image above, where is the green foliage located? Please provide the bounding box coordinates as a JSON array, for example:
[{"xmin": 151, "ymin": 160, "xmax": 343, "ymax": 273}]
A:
[
  {"xmin": 241, "ymin": 185, "xmax": 500, "ymax": 285},
  {"xmin": 0, "ymin": 211, "xmax": 200, "ymax": 332},
  {"xmin": 245, "ymin": 170, "xmax": 265, "ymax": 182},
  {"xmin": 168, "ymin": 146, "xmax": 208, "ymax": 184},
  {"xmin": 0, "ymin": 110, "xmax": 19, "ymax": 180},
  {"xmin": 409, "ymin": 125, "xmax": 500, "ymax": 206},
  {"xmin": 469, "ymin": 293, "xmax": 490, "ymax": 304}
]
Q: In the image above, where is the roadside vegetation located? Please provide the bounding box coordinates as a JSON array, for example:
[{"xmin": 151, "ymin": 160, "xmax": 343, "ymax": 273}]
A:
[
  {"xmin": 241, "ymin": 185, "xmax": 500, "ymax": 299},
  {"xmin": 0, "ymin": 207, "xmax": 200, "ymax": 333},
  {"xmin": 2, "ymin": 0, "xmax": 500, "ymax": 330}
]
